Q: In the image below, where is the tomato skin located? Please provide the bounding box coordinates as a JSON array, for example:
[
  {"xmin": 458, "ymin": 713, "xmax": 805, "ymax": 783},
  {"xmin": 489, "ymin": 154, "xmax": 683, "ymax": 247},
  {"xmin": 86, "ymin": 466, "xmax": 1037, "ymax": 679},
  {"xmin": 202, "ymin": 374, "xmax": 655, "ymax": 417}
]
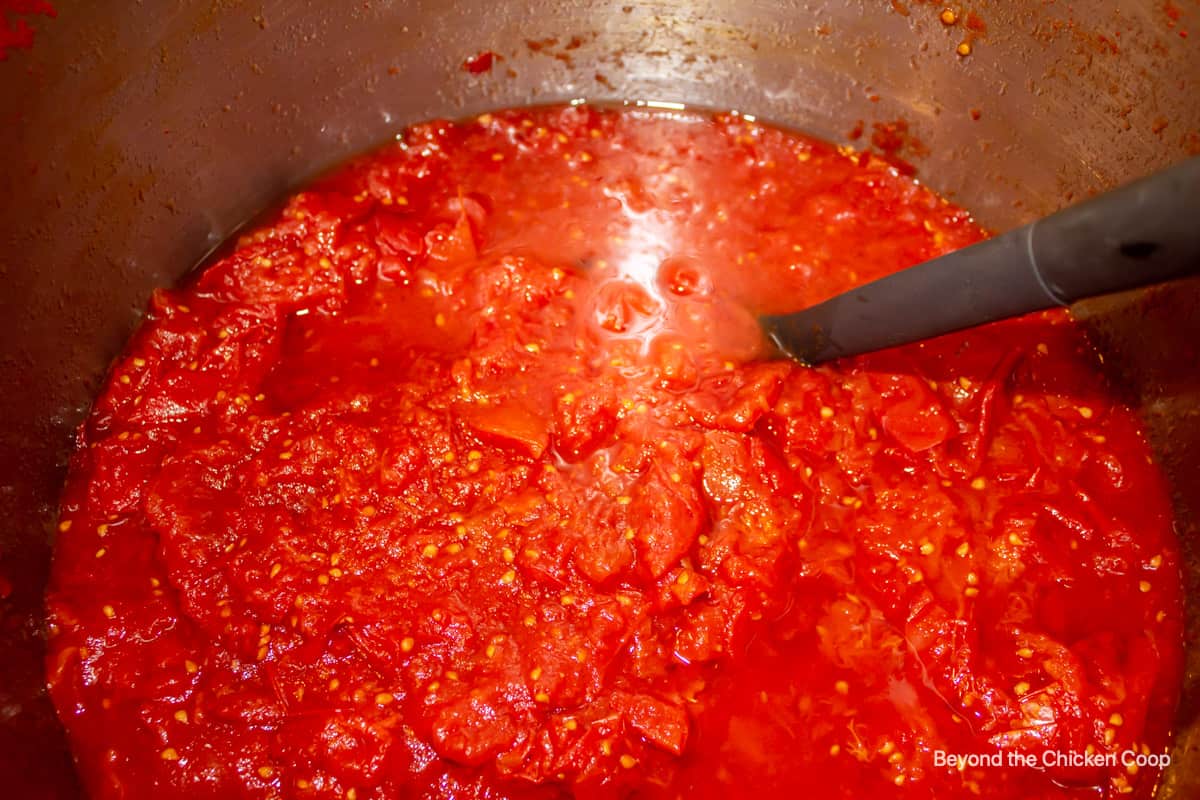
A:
[
  {"xmin": 879, "ymin": 380, "xmax": 953, "ymax": 452},
  {"xmin": 46, "ymin": 105, "xmax": 1183, "ymax": 800}
]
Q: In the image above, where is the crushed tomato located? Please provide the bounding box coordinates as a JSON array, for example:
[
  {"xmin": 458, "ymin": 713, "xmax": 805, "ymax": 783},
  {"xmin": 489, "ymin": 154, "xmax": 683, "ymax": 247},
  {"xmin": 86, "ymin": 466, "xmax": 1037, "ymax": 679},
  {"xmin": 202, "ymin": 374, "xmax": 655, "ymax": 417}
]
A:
[{"xmin": 47, "ymin": 105, "xmax": 1183, "ymax": 800}]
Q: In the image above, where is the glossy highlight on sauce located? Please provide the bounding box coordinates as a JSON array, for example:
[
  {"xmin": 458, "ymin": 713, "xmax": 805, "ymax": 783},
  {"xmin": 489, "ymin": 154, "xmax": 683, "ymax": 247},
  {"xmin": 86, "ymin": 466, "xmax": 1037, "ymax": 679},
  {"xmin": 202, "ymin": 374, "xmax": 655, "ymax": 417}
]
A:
[{"xmin": 47, "ymin": 104, "xmax": 1183, "ymax": 800}]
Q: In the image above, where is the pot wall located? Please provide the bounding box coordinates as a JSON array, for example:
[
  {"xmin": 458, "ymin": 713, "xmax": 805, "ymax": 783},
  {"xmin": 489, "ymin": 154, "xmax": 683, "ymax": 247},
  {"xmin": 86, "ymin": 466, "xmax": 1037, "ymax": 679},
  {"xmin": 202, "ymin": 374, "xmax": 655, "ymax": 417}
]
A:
[{"xmin": 2, "ymin": 1, "xmax": 1197, "ymax": 796}]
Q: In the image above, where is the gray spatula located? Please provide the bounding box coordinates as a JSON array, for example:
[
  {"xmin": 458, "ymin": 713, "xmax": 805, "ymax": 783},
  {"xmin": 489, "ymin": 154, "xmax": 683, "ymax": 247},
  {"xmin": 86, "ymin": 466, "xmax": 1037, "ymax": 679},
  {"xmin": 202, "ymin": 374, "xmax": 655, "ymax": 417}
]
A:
[{"xmin": 762, "ymin": 156, "xmax": 1200, "ymax": 364}]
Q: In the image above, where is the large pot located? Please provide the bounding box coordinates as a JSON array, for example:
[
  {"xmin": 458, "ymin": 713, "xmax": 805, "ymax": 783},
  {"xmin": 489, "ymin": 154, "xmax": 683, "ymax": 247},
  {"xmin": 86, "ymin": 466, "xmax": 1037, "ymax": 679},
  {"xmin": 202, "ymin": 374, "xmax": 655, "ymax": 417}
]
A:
[{"xmin": 2, "ymin": 1, "xmax": 1198, "ymax": 797}]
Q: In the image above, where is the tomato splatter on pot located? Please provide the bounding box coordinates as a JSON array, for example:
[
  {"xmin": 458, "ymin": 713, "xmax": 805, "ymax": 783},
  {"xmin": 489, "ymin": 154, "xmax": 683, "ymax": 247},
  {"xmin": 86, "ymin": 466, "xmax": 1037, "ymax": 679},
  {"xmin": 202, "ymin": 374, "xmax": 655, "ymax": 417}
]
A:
[{"xmin": 0, "ymin": 0, "xmax": 54, "ymax": 60}]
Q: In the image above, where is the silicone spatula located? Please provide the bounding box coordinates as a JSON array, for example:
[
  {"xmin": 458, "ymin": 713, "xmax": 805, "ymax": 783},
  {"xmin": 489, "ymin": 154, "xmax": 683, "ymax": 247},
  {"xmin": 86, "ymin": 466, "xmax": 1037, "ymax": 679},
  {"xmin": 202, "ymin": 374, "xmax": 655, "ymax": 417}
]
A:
[{"xmin": 762, "ymin": 156, "xmax": 1200, "ymax": 364}]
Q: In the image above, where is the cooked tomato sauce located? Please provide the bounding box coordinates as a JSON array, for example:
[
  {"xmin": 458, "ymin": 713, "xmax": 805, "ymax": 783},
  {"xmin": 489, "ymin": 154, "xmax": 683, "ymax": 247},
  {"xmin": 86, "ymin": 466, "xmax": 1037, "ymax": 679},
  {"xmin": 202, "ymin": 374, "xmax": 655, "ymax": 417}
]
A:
[{"xmin": 47, "ymin": 105, "xmax": 1183, "ymax": 800}]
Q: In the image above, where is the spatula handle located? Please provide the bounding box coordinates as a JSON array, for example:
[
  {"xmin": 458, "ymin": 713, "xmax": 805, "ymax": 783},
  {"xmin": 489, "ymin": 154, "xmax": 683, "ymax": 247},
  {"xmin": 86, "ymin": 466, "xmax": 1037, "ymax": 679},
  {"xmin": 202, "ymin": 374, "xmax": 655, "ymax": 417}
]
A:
[{"xmin": 763, "ymin": 156, "xmax": 1200, "ymax": 364}]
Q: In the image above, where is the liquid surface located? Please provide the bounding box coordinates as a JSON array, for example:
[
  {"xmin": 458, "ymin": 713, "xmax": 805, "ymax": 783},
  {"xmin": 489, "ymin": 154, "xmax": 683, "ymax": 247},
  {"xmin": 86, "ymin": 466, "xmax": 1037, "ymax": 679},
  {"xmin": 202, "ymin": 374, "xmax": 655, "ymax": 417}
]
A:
[{"xmin": 47, "ymin": 105, "xmax": 1183, "ymax": 800}]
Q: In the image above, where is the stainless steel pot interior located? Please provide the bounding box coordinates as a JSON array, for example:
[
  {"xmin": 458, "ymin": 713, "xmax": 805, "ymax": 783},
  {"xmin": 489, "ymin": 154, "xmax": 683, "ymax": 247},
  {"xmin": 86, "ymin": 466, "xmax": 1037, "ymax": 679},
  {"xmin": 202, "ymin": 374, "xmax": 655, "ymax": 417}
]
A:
[{"xmin": 1, "ymin": 1, "xmax": 1197, "ymax": 797}]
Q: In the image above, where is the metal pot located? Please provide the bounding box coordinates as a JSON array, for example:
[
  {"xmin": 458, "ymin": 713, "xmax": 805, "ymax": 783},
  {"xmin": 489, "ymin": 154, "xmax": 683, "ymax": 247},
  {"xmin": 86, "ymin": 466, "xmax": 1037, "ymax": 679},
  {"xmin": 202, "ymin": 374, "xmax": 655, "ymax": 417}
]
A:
[{"xmin": 2, "ymin": 1, "xmax": 1197, "ymax": 796}]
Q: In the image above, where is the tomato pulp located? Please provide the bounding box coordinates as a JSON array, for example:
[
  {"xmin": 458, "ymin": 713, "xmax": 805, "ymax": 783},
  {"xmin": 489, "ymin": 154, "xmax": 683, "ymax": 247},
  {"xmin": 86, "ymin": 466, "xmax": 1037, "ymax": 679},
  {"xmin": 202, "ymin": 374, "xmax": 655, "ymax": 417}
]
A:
[{"xmin": 47, "ymin": 105, "xmax": 1183, "ymax": 800}]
